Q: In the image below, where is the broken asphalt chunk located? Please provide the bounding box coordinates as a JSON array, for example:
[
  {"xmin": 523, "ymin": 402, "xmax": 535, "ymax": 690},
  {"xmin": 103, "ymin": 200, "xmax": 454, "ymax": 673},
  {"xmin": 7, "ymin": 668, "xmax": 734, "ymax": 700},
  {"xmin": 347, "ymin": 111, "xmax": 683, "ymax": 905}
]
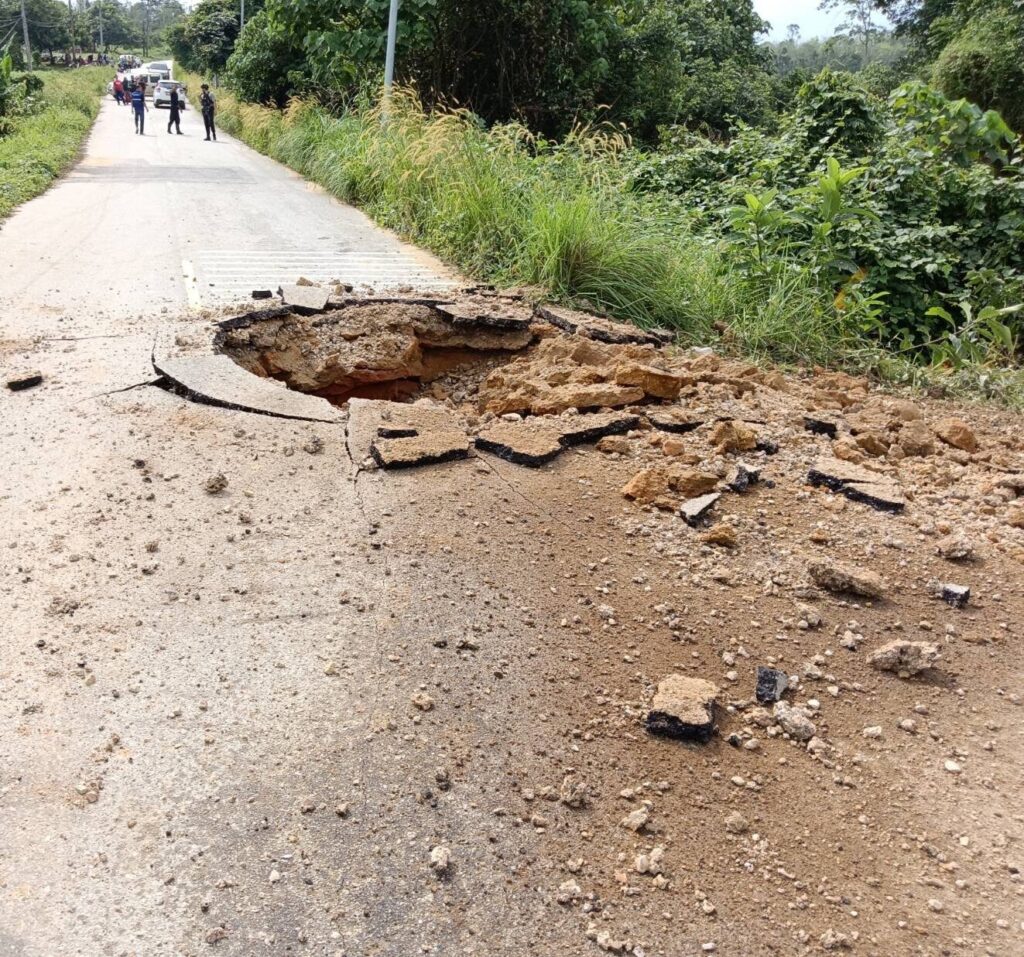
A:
[
  {"xmin": 370, "ymin": 431, "xmax": 470, "ymax": 470},
  {"xmin": 807, "ymin": 457, "xmax": 906, "ymax": 514},
  {"xmin": 803, "ymin": 416, "xmax": 838, "ymax": 438},
  {"xmin": 755, "ymin": 666, "xmax": 788, "ymax": 704},
  {"xmin": 681, "ymin": 492, "xmax": 720, "ymax": 527},
  {"xmin": 535, "ymin": 303, "xmax": 671, "ymax": 346},
  {"xmin": 251, "ymin": 289, "xmax": 273, "ymax": 300},
  {"xmin": 932, "ymin": 582, "xmax": 971, "ymax": 608},
  {"xmin": 647, "ymin": 410, "xmax": 703, "ymax": 435},
  {"xmin": 435, "ymin": 300, "xmax": 533, "ymax": 332},
  {"xmin": 727, "ymin": 462, "xmax": 761, "ymax": 493},
  {"xmin": 475, "ymin": 412, "xmax": 639, "ymax": 467},
  {"xmin": 6, "ymin": 370, "xmax": 43, "ymax": 391},
  {"xmin": 278, "ymin": 283, "xmax": 330, "ymax": 314},
  {"xmin": 646, "ymin": 675, "xmax": 718, "ymax": 742}
]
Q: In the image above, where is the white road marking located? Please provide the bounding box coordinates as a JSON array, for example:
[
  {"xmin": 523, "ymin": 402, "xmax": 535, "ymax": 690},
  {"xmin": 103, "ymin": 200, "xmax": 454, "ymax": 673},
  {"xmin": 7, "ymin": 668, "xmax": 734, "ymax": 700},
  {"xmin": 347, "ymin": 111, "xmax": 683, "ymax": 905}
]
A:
[
  {"xmin": 181, "ymin": 258, "xmax": 202, "ymax": 310},
  {"xmin": 191, "ymin": 247, "xmax": 457, "ymax": 304}
]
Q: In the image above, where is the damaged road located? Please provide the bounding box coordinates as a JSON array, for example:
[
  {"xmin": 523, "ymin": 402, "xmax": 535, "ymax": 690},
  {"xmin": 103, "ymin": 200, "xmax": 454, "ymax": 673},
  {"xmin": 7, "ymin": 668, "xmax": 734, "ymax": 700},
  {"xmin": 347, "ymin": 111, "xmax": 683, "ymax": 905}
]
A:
[{"xmin": 3, "ymin": 107, "xmax": 1024, "ymax": 957}]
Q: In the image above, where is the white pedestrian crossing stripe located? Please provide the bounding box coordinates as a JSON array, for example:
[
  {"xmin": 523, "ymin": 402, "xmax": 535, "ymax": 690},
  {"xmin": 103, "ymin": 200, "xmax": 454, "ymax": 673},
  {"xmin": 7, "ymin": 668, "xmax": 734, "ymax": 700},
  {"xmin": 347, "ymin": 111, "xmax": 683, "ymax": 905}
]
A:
[{"xmin": 187, "ymin": 247, "xmax": 457, "ymax": 305}]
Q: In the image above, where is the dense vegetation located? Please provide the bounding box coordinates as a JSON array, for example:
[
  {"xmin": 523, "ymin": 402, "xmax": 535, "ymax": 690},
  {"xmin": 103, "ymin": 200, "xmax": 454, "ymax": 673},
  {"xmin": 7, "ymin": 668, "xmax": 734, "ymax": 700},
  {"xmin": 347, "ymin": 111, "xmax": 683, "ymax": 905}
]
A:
[
  {"xmin": 0, "ymin": 64, "xmax": 109, "ymax": 218},
  {"xmin": 167, "ymin": 0, "xmax": 1024, "ymax": 401}
]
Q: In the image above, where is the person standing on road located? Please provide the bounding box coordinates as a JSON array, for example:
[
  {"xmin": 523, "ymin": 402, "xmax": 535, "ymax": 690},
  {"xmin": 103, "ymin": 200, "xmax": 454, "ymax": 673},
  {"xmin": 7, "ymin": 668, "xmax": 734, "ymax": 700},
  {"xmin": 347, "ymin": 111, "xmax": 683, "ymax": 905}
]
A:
[
  {"xmin": 131, "ymin": 85, "xmax": 147, "ymax": 135},
  {"xmin": 200, "ymin": 84, "xmax": 217, "ymax": 142},
  {"xmin": 167, "ymin": 87, "xmax": 183, "ymax": 135},
  {"xmin": 113, "ymin": 77, "xmax": 124, "ymax": 105}
]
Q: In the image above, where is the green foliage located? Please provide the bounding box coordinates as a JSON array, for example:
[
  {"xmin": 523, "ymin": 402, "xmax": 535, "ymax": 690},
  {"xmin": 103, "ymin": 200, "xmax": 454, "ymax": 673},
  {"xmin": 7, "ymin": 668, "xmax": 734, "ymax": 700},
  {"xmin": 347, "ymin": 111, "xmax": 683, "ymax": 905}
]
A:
[
  {"xmin": 224, "ymin": 11, "xmax": 308, "ymax": 106},
  {"xmin": 931, "ymin": 5, "xmax": 1024, "ymax": 130},
  {"xmin": 0, "ymin": 67, "xmax": 109, "ymax": 218},
  {"xmin": 168, "ymin": 0, "xmax": 239, "ymax": 74},
  {"xmin": 628, "ymin": 72, "xmax": 1024, "ymax": 352}
]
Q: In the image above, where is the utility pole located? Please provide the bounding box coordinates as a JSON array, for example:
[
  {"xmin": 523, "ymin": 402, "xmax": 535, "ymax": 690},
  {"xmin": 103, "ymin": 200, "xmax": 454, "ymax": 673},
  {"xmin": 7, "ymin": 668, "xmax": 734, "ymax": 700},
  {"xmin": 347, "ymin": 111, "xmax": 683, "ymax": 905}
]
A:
[
  {"xmin": 240, "ymin": 0, "xmax": 245, "ymax": 32},
  {"xmin": 19, "ymin": 0, "xmax": 32, "ymax": 71},
  {"xmin": 97, "ymin": 1, "xmax": 104, "ymax": 52},
  {"xmin": 383, "ymin": 0, "xmax": 398, "ymax": 92}
]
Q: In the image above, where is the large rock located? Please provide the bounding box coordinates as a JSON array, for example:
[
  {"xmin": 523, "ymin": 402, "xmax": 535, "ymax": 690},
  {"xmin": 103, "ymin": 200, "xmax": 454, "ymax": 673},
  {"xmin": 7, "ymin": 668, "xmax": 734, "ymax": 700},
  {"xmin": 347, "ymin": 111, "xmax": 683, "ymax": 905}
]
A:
[
  {"xmin": 613, "ymin": 362, "xmax": 688, "ymax": 400},
  {"xmin": 622, "ymin": 465, "xmax": 718, "ymax": 510},
  {"xmin": 933, "ymin": 417, "xmax": 978, "ymax": 452},
  {"xmin": 898, "ymin": 419, "xmax": 936, "ymax": 457},
  {"xmin": 867, "ymin": 640, "xmax": 940, "ymax": 677},
  {"xmin": 710, "ymin": 420, "xmax": 757, "ymax": 453},
  {"xmin": 646, "ymin": 675, "xmax": 718, "ymax": 742},
  {"xmin": 808, "ymin": 559, "xmax": 887, "ymax": 599}
]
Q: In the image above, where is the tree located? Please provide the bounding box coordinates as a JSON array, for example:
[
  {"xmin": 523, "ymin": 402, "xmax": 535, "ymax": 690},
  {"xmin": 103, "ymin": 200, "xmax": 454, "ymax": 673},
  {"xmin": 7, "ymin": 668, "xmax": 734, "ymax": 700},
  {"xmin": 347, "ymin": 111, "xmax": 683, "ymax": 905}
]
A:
[
  {"xmin": 821, "ymin": 0, "xmax": 885, "ymax": 61},
  {"xmin": 168, "ymin": 0, "xmax": 239, "ymax": 73},
  {"xmin": 225, "ymin": 9, "xmax": 308, "ymax": 105},
  {"xmin": 0, "ymin": 0, "xmax": 71, "ymax": 61},
  {"xmin": 84, "ymin": 0, "xmax": 141, "ymax": 51}
]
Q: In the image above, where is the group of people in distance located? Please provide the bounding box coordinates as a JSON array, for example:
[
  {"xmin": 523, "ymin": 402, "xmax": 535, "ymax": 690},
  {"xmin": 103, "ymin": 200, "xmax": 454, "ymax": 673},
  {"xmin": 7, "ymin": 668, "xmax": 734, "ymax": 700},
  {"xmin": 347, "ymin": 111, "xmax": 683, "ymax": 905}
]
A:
[{"xmin": 111, "ymin": 74, "xmax": 217, "ymax": 141}]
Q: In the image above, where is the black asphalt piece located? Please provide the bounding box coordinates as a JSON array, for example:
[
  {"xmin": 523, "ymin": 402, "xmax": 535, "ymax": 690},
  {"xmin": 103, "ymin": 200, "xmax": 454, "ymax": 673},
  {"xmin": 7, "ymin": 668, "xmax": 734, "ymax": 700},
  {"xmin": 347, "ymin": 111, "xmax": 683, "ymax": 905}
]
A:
[
  {"xmin": 251, "ymin": 289, "xmax": 273, "ymax": 300},
  {"xmin": 803, "ymin": 416, "xmax": 838, "ymax": 438},
  {"xmin": 377, "ymin": 427, "xmax": 419, "ymax": 439},
  {"xmin": 941, "ymin": 584, "xmax": 971, "ymax": 608},
  {"xmin": 646, "ymin": 712, "xmax": 715, "ymax": 743},
  {"xmin": 727, "ymin": 462, "xmax": 761, "ymax": 493},
  {"xmin": 647, "ymin": 412, "xmax": 703, "ymax": 435},
  {"xmin": 756, "ymin": 439, "xmax": 780, "ymax": 455},
  {"xmin": 474, "ymin": 430, "xmax": 562, "ymax": 467},
  {"xmin": 6, "ymin": 371, "xmax": 43, "ymax": 391},
  {"xmin": 807, "ymin": 461, "xmax": 906, "ymax": 514},
  {"xmin": 681, "ymin": 492, "xmax": 721, "ymax": 527},
  {"xmin": 369, "ymin": 434, "xmax": 470, "ymax": 470},
  {"xmin": 755, "ymin": 666, "xmax": 789, "ymax": 704}
]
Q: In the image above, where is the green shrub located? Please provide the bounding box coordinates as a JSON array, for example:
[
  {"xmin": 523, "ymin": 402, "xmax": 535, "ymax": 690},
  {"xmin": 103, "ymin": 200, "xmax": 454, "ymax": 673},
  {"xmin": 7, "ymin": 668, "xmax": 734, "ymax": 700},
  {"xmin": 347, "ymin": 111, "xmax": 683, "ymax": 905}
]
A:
[{"xmin": 932, "ymin": 6, "xmax": 1024, "ymax": 131}]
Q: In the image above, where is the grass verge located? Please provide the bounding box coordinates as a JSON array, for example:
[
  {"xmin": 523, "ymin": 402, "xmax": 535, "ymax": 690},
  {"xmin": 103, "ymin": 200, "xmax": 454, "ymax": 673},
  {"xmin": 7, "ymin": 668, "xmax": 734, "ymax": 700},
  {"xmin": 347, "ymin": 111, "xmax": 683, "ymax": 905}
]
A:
[{"xmin": 0, "ymin": 67, "xmax": 110, "ymax": 220}]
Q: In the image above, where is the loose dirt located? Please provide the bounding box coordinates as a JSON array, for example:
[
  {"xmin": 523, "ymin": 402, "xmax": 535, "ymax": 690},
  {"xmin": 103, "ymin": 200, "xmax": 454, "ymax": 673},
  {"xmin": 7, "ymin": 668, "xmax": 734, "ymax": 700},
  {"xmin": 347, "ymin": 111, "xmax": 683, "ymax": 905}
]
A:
[{"xmin": 3, "ymin": 286, "xmax": 1023, "ymax": 956}]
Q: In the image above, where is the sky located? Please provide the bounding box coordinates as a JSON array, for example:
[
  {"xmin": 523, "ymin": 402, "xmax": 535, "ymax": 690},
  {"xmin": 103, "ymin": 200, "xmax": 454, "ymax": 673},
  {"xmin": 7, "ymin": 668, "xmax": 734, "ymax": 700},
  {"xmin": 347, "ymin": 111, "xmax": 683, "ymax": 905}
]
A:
[{"xmin": 754, "ymin": 0, "xmax": 861, "ymax": 42}]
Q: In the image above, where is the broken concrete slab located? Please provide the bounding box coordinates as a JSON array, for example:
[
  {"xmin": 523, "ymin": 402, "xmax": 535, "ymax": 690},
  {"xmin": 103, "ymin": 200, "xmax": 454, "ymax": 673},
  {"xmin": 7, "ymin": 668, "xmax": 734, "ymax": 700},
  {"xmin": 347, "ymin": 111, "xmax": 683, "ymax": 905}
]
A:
[
  {"xmin": 755, "ymin": 666, "xmax": 788, "ymax": 703},
  {"xmin": 278, "ymin": 283, "xmax": 330, "ymax": 314},
  {"xmin": 435, "ymin": 300, "xmax": 533, "ymax": 332},
  {"xmin": 681, "ymin": 492, "xmax": 721, "ymax": 527},
  {"xmin": 807, "ymin": 457, "xmax": 906, "ymax": 514},
  {"xmin": 535, "ymin": 304, "xmax": 671, "ymax": 346},
  {"xmin": 808, "ymin": 559, "xmax": 887, "ymax": 599},
  {"xmin": 153, "ymin": 353, "xmax": 345, "ymax": 423},
  {"xmin": 646, "ymin": 675, "xmax": 718, "ymax": 742},
  {"xmin": 475, "ymin": 412, "xmax": 640, "ymax": 467},
  {"xmin": 867, "ymin": 640, "xmax": 940, "ymax": 677},
  {"xmin": 370, "ymin": 431, "xmax": 470, "ymax": 470},
  {"xmin": 6, "ymin": 370, "xmax": 43, "ymax": 391}
]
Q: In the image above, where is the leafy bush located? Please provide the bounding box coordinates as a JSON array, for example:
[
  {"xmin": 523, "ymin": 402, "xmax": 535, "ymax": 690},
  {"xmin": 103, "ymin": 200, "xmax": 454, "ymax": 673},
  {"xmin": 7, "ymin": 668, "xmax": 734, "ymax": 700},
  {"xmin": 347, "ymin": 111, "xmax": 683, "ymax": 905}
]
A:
[
  {"xmin": 628, "ymin": 71, "xmax": 1024, "ymax": 350},
  {"xmin": 224, "ymin": 11, "xmax": 308, "ymax": 106},
  {"xmin": 932, "ymin": 6, "xmax": 1024, "ymax": 131}
]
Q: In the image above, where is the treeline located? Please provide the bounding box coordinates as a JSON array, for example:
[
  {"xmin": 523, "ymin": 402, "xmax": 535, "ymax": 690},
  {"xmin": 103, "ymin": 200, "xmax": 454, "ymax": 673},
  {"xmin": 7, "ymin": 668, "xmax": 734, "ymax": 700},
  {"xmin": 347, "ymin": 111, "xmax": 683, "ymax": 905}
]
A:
[{"xmin": 0, "ymin": 0, "xmax": 184, "ymax": 65}]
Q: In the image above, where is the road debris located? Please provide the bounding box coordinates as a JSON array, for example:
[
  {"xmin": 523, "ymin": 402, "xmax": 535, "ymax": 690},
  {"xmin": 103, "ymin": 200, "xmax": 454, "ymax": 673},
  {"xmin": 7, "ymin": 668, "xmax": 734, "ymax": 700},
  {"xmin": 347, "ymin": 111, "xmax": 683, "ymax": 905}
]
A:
[
  {"xmin": 867, "ymin": 640, "xmax": 940, "ymax": 677},
  {"xmin": 646, "ymin": 675, "xmax": 718, "ymax": 742},
  {"xmin": 6, "ymin": 370, "xmax": 43, "ymax": 391}
]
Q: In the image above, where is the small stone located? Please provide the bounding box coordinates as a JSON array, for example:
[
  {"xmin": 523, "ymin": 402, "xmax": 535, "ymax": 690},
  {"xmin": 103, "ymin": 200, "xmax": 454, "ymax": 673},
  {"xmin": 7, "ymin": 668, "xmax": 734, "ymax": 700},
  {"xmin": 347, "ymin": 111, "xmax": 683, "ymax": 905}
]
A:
[
  {"xmin": 773, "ymin": 701, "xmax": 816, "ymax": 741},
  {"xmin": 928, "ymin": 898, "xmax": 944, "ymax": 912},
  {"xmin": 323, "ymin": 661, "xmax": 339, "ymax": 676},
  {"xmin": 933, "ymin": 417, "xmax": 978, "ymax": 452},
  {"xmin": 867, "ymin": 640, "xmax": 940, "ymax": 678},
  {"xmin": 203, "ymin": 473, "xmax": 228, "ymax": 494},
  {"xmin": 808, "ymin": 559, "xmax": 886, "ymax": 598},
  {"xmin": 755, "ymin": 666, "xmax": 788, "ymax": 704},
  {"xmin": 710, "ymin": 420, "xmax": 757, "ymax": 454},
  {"xmin": 556, "ymin": 879, "xmax": 583, "ymax": 904},
  {"xmin": 944, "ymin": 760, "xmax": 962, "ymax": 774},
  {"xmin": 269, "ymin": 869, "xmax": 281, "ymax": 883},
  {"xmin": 205, "ymin": 927, "xmax": 229, "ymax": 944},
  {"xmin": 620, "ymin": 807, "xmax": 650, "ymax": 832},
  {"xmin": 646, "ymin": 675, "xmax": 718, "ymax": 742},
  {"xmin": 899, "ymin": 420, "xmax": 936, "ymax": 456},
  {"xmin": 940, "ymin": 583, "xmax": 970, "ymax": 608},
  {"xmin": 724, "ymin": 811, "xmax": 749, "ymax": 834},
  {"xmin": 411, "ymin": 692, "xmax": 435, "ymax": 711},
  {"xmin": 862, "ymin": 725, "xmax": 883, "ymax": 739},
  {"xmin": 726, "ymin": 462, "xmax": 761, "ymax": 493},
  {"xmin": 429, "ymin": 844, "xmax": 451, "ymax": 874},
  {"xmin": 820, "ymin": 928, "xmax": 852, "ymax": 951},
  {"xmin": 700, "ymin": 523, "xmax": 737, "ymax": 548},
  {"xmin": 303, "ymin": 435, "xmax": 325, "ymax": 455},
  {"xmin": 936, "ymin": 534, "xmax": 974, "ymax": 561},
  {"xmin": 681, "ymin": 492, "xmax": 721, "ymax": 527}
]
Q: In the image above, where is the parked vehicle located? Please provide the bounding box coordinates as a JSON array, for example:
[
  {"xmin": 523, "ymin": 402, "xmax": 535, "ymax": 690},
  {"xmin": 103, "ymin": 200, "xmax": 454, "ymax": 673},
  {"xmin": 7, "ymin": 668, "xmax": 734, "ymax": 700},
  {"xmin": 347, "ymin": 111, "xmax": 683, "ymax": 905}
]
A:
[
  {"xmin": 153, "ymin": 80, "xmax": 188, "ymax": 110},
  {"xmin": 143, "ymin": 61, "xmax": 172, "ymax": 80}
]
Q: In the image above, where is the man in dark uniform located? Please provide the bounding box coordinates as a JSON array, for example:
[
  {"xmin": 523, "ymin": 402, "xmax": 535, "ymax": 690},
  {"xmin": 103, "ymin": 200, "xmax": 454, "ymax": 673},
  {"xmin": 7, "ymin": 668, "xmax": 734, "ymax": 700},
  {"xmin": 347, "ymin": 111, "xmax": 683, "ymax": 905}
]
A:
[
  {"xmin": 200, "ymin": 84, "xmax": 217, "ymax": 142},
  {"xmin": 131, "ymin": 85, "xmax": 147, "ymax": 135},
  {"xmin": 167, "ymin": 87, "xmax": 183, "ymax": 135}
]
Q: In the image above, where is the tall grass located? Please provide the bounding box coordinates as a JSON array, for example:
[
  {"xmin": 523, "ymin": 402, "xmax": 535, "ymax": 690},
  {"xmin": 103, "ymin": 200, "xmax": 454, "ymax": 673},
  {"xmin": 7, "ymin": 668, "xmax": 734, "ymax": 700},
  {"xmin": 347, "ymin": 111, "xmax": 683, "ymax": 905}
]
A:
[
  {"xmin": 0, "ymin": 67, "xmax": 110, "ymax": 219},
  {"xmin": 179, "ymin": 79, "xmax": 868, "ymax": 366}
]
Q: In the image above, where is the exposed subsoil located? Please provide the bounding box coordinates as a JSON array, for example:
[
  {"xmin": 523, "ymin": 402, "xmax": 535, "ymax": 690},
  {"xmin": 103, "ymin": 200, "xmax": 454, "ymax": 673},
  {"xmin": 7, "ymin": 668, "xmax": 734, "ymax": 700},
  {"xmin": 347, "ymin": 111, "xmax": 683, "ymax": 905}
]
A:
[{"xmin": 3, "ymin": 286, "xmax": 1023, "ymax": 957}]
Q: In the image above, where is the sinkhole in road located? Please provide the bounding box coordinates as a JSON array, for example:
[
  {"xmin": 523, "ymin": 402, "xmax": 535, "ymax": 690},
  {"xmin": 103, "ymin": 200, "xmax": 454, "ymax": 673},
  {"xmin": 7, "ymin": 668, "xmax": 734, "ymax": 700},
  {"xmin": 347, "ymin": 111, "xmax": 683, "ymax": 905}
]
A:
[{"xmin": 216, "ymin": 297, "xmax": 535, "ymax": 408}]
